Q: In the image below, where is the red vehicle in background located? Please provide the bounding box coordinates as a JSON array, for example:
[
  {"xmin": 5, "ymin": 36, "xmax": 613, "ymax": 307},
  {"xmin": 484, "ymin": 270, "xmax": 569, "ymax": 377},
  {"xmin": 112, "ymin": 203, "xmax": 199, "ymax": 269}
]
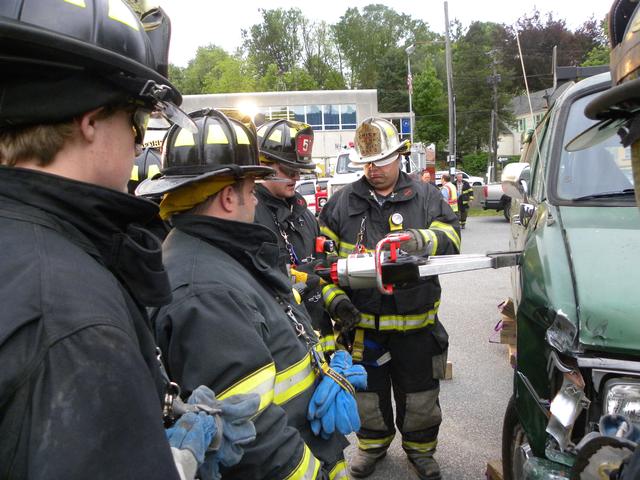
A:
[
  {"xmin": 295, "ymin": 178, "xmax": 329, "ymax": 216},
  {"xmin": 315, "ymin": 182, "xmax": 328, "ymax": 215}
]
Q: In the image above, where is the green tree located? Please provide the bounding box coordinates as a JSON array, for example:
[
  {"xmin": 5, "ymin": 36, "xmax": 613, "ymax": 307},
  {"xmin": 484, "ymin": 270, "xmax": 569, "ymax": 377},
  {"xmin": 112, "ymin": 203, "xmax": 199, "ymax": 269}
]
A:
[
  {"xmin": 242, "ymin": 8, "xmax": 303, "ymax": 77},
  {"xmin": 504, "ymin": 11, "xmax": 603, "ymax": 91},
  {"xmin": 333, "ymin": 5, "xmax": 416, "ymax": 88},
  {"xmin": 300, "ymin": 20, "xmax": 346, "ymax": 89},
  {"xmin": 168, "ymin": 64, "xmax": 186, "ymax": 90},
  {"xmin": 582, "ymin": 45, "xmax": 609, "ymax": 66},
  {"xmin": 413, "ymin": 64, "xmax": 448, "ymax": 148},
  {"xmin": 173, "ymin": 45, "xmax": 256, "ymax": 94},
  {"xmin": 376, "ymin": 48, "xmax": 409, "ymax": 113},
  {"xmin": 582, "ymin": 18, "xmax": 609, "ymax": 66},
  {"xmin": 453, "ymin": 22, "xmax": 514, "ymax": 154},
  {"xmin": 460, "ymin": 152, "xmax": 489, "ymax": 176},
  {"xmin": 204, "ymin": 56, "xmax": 257, "ymax": 93}
]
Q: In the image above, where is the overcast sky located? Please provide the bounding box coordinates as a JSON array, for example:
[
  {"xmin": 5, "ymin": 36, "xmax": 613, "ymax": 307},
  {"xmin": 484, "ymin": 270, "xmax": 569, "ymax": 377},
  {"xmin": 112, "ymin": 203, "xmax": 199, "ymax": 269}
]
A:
[{"xmin": 158, "ymin": 0, "xmax": 609, "ymax": 67}]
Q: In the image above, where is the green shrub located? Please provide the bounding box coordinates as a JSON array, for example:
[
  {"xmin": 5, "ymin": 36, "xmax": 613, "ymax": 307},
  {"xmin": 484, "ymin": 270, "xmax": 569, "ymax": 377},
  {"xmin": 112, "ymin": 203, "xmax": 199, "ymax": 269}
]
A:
[{"xmin": 460, "ymin": 152, "xmax": 488, "ymax": 176}]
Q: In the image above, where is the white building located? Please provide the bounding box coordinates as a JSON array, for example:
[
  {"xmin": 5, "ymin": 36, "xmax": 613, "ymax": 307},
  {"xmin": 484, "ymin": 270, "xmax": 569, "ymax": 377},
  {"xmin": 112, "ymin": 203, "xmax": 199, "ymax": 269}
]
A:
[
  {"xmin": 180, "ymin": 90, "xmax": 412, "ymax": 175},
  {"xmin": 497, "ymin": 83, "xmax": 571, "ymax": 157}
]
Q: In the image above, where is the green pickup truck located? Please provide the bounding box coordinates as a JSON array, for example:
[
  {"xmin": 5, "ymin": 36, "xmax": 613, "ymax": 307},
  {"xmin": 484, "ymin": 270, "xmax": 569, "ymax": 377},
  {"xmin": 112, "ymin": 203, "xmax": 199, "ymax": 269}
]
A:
[{"xmin": 500, "ymin": 72, "xmax": 640, "ymax": 479}]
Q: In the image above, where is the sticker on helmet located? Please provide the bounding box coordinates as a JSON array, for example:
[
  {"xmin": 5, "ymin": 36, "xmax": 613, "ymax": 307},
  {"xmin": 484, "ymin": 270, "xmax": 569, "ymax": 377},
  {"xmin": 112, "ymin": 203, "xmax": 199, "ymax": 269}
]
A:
[
  {"xmin": 297, "ymin": 134, "xmax": 313, "ymax": 155},
  {"xmin": 356, "ymin": 123, "xmax": 382, "ymax": 157}
]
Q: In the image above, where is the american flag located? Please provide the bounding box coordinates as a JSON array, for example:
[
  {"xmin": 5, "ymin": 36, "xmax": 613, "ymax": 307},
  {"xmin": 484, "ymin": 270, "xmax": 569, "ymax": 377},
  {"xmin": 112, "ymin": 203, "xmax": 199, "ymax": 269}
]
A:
[{"xmin": 407, "ymin": 72, "xmax": 413, "ymax": 95}]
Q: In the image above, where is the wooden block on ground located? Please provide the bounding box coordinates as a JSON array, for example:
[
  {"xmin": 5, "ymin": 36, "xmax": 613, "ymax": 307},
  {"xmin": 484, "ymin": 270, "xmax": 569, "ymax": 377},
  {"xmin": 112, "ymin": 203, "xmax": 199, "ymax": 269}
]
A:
[
  {"xmin": 444, "ymin": 360, "xmax": 453, "ymax": 380},
  {"xmin": 500, "ymin": 330, "xmax": 516, "ymax": 345},
  {"xmin": 508, "ymin": 344, "xmax": 517, "ymax": 368},
  {"xmin": 498, "ymin": 298, "xmax": 515, "ymax": 319},
  {"xmin": 486, "ymin": 460, "xmax": 503, "ymax": 480},
  {"xmin": 499, "ymin": 317, "xmax": 516, "ymax": 345}
]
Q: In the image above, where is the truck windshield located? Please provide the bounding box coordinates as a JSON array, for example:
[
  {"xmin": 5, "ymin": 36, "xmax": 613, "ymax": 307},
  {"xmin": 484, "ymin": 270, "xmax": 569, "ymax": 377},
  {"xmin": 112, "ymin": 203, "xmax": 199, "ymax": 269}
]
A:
[
  {"xmin": 558, "ymin": 92, "xmax": 634, "ymax": 201},
  {"xmin": 336, "ymin": 154, "xmax": 362, "ymax": 174}
]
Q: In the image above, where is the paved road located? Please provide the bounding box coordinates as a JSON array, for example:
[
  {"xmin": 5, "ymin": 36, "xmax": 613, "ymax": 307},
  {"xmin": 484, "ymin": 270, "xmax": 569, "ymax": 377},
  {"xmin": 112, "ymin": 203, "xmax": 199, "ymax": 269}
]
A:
[{"xmin": 344, "ymin": 214, "xmax": 514, "ymax": 479}]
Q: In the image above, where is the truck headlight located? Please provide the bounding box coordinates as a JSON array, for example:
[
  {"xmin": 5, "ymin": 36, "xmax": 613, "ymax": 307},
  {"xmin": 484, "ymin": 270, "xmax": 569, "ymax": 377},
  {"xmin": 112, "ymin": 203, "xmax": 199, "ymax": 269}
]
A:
[{"xmin": 602, "ymin": 378, "xmax": 640, "ymax": 426}]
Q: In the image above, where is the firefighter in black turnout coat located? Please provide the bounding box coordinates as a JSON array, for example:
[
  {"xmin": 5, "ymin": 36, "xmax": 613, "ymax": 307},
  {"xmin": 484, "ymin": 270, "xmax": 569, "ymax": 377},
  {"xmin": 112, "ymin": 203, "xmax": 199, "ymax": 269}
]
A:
[
  {"xmin": 253, "ymin": 119, "xmax": 341, "ymax": 353},
  {"xmin": 454, "ymin": 172, "xmax": 474, "ymax": 229},
  {"xmin": 0, "ymin": 1, "xmax": 217, "ymax": 478},
  {"xmin": 319, "ymin": 118, "xmax": 460, "ymax": 480},
  {"xmin": 140, "ymin": 109, "xmax": 351, "ymax": 480}
]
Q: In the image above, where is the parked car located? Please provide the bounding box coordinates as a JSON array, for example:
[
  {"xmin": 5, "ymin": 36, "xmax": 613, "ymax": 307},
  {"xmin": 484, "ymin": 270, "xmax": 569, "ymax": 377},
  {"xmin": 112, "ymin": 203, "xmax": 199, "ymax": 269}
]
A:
[
  {"xmin": 327, "ymin": 149, "xmax": 363, "ymax": 197},
  {"xmin": 295, "ymin": 178, "xmax": 328, "ymax": 215},
  {"xmin": 435, "ymin": 170, "xmax": 484, "ymax": 187},
  {"xmin": 501, "ymin": 72, "xmax": 640, "ymax": 479},
  {"xmin": 481, "ymin": 183, "xmax": 511, "ymax": 221}
]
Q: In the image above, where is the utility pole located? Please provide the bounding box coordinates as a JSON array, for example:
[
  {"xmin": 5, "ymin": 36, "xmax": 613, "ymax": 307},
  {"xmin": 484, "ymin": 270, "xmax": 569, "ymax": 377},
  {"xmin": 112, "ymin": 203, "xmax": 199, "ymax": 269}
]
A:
[
  {"xmin": 487, "ymin": 49, "xmax": 501, "ymax": 183},
  {"xmin": 406, "ymin": 45, "xmax": 416, "ymax": 145},
  {"xmin": 444, "ymin": 1, "xmax": 456, "ymax": 175}
]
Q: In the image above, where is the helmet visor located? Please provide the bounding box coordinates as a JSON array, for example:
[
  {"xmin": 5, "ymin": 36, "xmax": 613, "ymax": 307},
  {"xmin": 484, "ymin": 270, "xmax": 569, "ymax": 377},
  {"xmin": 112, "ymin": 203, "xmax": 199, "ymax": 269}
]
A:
[
  {"xmin": 156, "ymin": 99, "xmax": 198, "ymax": 134},
  {"xmin": 352, "ymin": 154, "xmax": 399, "ymax": 169}
]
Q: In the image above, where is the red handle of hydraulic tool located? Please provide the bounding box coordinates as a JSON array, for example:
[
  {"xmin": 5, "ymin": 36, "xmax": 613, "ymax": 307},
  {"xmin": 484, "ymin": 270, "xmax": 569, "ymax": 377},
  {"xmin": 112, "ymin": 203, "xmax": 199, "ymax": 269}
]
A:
[{"xmin": 375, "ymin": 233, "xmax": 411, "ymax": 295}]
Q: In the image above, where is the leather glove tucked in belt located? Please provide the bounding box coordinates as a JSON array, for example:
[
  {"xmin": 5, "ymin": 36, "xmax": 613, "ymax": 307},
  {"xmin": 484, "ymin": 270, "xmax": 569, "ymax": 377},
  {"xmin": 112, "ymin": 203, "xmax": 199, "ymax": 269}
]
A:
[
  {"xmin": 167, "ymin": 411, "xmax": 216, "ymax": 480},
  {"xmin": 387, "ymin": 229, "xmax": 436, "ymax": 256},
  {"xmin": 187, "ymin": 386, "xmax": 260, "ymax": 480}
]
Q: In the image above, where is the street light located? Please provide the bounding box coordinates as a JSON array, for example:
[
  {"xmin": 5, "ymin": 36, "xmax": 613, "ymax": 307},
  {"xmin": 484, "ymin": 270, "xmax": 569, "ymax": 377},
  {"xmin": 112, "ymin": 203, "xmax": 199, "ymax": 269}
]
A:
[{"xmin": 405, "ymin": 45, "xmax": 416, "ymax": 145}]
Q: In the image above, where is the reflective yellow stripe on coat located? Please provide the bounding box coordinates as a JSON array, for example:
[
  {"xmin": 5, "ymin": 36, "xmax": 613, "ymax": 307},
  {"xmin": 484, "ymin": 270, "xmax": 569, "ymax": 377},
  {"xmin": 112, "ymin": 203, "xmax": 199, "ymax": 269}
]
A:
[
  {"xmin": 274, "ymin": 353, "xmax": 318, "ymax": 405},
  {"xmin": 217, "ymin": 363, "xmax": 276, "ymax": 413},
  {"xmin": 318, "ymin": 333, "xmax": 336, "ymax": 354},
  {"xmin": 429, "ymin": 221, "xmax": 461, "ymax": 253},
  {"xmin": 320, "ymin": 226, "xmax": 340, "ymax": 247},
  {"xmin": 359, "ymin": 301, "xmax": 440, "ymax": 332}
]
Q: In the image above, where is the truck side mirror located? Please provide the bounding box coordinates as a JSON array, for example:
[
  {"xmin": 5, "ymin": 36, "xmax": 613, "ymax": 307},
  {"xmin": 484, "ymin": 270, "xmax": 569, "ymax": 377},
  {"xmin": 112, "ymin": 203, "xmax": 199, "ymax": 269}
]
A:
[{"xmin": 501, "ymin": 162, "xmax": 530, "ymax": 202}]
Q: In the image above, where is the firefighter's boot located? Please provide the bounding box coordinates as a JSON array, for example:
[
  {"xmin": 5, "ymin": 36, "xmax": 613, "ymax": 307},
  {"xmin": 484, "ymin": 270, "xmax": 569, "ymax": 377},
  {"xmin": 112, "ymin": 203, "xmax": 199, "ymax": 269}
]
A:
[
  {"xmin": 408, "ymin": 453, "xmax": 441, "ymax": 480},
  {"xmin": 349, "ymin": 449, "xmax": 387, "ymax": 478}
]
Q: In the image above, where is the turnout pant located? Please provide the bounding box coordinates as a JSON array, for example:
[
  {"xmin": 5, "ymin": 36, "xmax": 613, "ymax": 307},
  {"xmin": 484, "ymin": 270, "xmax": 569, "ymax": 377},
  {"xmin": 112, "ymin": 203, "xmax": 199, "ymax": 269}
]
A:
[
  {"xmin": 458, "ymin": 206, "xmax": 469, "ymax": 227},
  {"xmin": 353, "ymin": 324, "xmax": 448, "ymax": 459}
]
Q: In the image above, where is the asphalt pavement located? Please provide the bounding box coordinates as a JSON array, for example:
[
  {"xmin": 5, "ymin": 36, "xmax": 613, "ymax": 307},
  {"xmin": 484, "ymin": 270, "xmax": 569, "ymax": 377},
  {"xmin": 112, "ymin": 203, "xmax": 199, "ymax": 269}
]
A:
[{"xmin": 344, "ymin": 214, "xmax": 514, "ymax": 479}]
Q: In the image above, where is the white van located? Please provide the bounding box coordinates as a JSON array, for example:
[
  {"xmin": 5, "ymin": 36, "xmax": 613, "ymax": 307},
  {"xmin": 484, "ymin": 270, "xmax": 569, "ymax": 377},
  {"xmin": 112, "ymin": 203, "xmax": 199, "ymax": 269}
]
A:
[{"xmin": 326, "ymin": 149, "xmax": 363, "ymax": 196}]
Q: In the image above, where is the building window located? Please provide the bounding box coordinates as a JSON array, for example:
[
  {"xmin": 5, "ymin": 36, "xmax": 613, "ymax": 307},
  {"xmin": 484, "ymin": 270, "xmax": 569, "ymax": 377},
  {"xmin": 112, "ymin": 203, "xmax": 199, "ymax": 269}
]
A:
[
  {"xmin": 307, "ymin": 105, "xmax": 323, "ymax": 130},
  {"xmin": 340, "ymin": 104, "xmax": 356, "ymax": 130},
  {"xmin": 517, "ymin": 118, "xmax": 526, "ymax": 132},
  {"xmin": 324, "ymin": 105, "xmax": 340, "ymax": 130},
  {"xmin": 270, "ymin": 106, "xmax": 288, "ymax": 120},
  {"xmin": 252, "ymin": 103, "xmax": 357, "ymax": 131},
  {"xmin": 289, "ymin": 105, "xmax": 305, "ymax": 123}
]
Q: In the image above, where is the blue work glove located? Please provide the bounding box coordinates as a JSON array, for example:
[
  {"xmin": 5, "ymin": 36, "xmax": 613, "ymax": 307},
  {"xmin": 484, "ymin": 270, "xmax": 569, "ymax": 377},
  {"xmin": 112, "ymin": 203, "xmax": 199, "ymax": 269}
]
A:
[
  {"xmin": 334, "ymin": 389, "xmax": 361, "ymax": 435},
  {"xmin": 308, "ymin": 351, "xmax": 367, "ymax": 438},
  {"xmin": 344, "ymin": 363, "xmax": 367, "ymax": 391},
  {"xmin": 308, "ymin": 372, "xmax": 342, "ymax": 420},
  {"xmin": 187, "ymin": 386, "xmax": 260, "ymax": 480},
  {"xmin": 166, "ymin": 411, "xmax": 216, "ymax": 465},
  {"xmin": 308, "ymin": 350, "xmax": 353, "ymax": 420},
  {"xmin": 320, "ymin": 400, "xmax": 337, "ymax": 438}
]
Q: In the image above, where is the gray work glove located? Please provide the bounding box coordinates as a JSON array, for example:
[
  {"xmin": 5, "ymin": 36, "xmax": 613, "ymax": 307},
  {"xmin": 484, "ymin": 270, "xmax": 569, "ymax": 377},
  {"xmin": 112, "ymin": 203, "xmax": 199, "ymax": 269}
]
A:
[{"xmin": 388, "ymin": 229, "xmax": 435, "ymax": 256}]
